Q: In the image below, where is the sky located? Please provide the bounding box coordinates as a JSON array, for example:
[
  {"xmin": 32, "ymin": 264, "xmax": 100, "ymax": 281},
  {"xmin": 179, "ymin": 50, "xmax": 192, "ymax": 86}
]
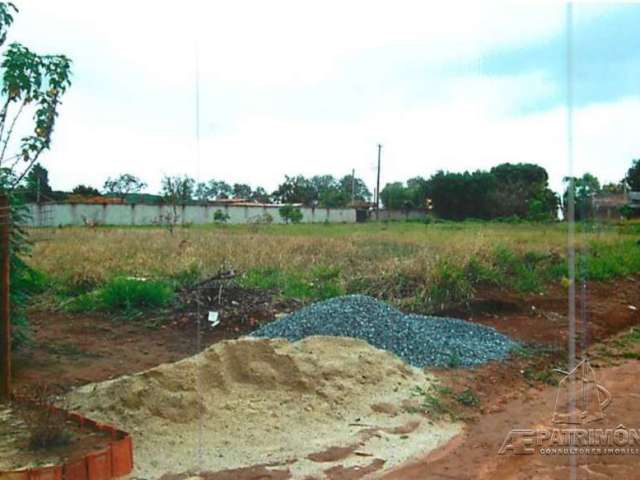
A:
[{"xmin": 6, "ymin": 1, "xmax": 640, "ymax": 195}]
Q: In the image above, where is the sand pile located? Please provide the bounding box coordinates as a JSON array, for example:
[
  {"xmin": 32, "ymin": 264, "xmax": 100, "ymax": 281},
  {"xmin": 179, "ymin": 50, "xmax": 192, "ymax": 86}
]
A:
[{"xmin": 66, "ymin": 336, "xmax": 460, "ymax": 479}]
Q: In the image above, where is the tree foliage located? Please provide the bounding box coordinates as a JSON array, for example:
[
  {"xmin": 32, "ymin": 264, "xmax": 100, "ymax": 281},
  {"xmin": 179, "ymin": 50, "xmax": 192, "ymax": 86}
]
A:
[
  {"xmin": 23, "ymin": 162, "xmax": 51, "ymax": 201},
  {"xmin": 272, "ymin": 175, "xmax": 315, "ymax": 205},
  {"xmin": 71, "ymin": 184, "xmax": 101, "ymax": 196},
  {"xmin": 232, "ymin": 183, "xmax": 252, "ymax": 199},
  {"xmin": 194, "ymin": 179, "xmax": 233, "ymax": 201},
  {"xmin": 625, "ymin": 159, "xmax": 640, "ymax": 191},
  {"xmin": 428, "ymin": 170, "xmax": 497, "ymax": 220},
  {"xmin": 380, "ymin": 182, "xmax": 411, "ymax": 210},
  {"xmin": 489, "ymin": 163, "xmax": 556, "ymax": 219},
  {"xmin": 249, "ymin": 186, "xmax": 271, "ymax": 203},
  {"xmin": 380, "ymin": 177, "xmax": 429, "ymax": 210},
  {"xmin": 0, "ymin": 3, "xmax": 72, "ymax": 188},
  {"xmin": 272, "ymin": 173, "xmax": 370, "ymax": 207},
  {"xmin": 380, "ymin": 163, "xmax": 558, "ymax": 220}
]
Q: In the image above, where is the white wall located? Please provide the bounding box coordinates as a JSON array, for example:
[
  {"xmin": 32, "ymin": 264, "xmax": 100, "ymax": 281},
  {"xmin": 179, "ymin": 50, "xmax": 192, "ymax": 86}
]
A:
[
  {"xmin": 376, "ymin": 209, "xmax": 427, "ymax": 221},
  {"xmin": 25, "ymin": 203, "xmax": 357, "ymax": 226}
]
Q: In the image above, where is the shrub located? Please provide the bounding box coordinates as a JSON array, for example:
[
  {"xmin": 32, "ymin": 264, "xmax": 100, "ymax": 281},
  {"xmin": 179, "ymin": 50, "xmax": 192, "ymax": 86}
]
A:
[
  {"xmin": 213, "ymin": 209, "xmax": 230, "ymax": 223},
  {"xmin": 456, "ymin": 388, "xmax": 480, "ymax": 407},
  {"xmin": 619, "ymin": 205, "xmax": 634, "ymax": 219},
  {"xmin": 279, "ymin": 204, "xmax": 303, "ymax": 224}
]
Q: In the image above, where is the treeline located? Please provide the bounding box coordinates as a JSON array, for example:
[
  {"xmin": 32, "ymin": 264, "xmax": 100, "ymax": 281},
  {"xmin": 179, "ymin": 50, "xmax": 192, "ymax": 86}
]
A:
[
  {"xmin": 19, "ymin": 167, "xmax": 373, "ymax": 209},
  {"xmin": 17, "ymin": 158, "xmax": 640, "ymax": 221},
  {"xmin": 382, "ymin": 159, "xmax": 640, "ymax": 221},
  {"xmin": 381, "ymin": 163, "xmax": 559, "ymax": 221}
]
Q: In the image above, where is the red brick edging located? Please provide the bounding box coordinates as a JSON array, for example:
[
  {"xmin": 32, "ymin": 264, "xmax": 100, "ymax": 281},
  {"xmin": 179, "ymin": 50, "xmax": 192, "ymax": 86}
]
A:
[{"xmin": 0, "ymin": 397, "xmax": 134, "ymax": 480}]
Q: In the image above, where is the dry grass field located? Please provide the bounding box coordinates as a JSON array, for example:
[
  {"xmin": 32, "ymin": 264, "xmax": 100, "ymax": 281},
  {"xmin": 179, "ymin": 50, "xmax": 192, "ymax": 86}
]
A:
[{"xmin": 25, "ymin": 221, "xmax": 639, "ymax": 313}]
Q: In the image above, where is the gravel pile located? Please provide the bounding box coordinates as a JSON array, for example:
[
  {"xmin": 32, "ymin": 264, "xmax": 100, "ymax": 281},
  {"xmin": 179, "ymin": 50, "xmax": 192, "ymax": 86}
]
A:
[{"xmin": 251, "ymin": 294, "xmax": 518, "ymax": 368}]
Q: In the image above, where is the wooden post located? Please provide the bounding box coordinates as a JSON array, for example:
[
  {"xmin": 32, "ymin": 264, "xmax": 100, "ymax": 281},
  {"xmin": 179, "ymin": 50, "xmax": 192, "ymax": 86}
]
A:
[{"xmin": 0, "ymin": 194, "xmax": 10, "ymax": 401}]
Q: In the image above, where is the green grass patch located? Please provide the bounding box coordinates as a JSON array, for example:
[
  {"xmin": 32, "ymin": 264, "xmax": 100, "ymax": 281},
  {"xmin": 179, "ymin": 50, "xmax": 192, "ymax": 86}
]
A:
[
  {"xmin": 549, "ymin": 241, "xmax": 640, "ymax": 282},
  {"xmin": 621, "ymin": 351, "xmax": 640, "ymax": 360},
  {"xmin": 239, "ymin": 265, "xmax": 345, "ymax": 301},
  {"xmin": 65, "ymin": 277, "xmax": 174, "ymax": 316},
  {"xmin": 621, "ymin": 327, "xmax": 640, "ymax": 343}
]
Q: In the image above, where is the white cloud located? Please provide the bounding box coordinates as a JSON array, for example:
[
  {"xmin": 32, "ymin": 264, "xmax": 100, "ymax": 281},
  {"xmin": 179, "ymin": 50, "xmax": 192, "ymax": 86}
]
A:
[{"xmin": 3, "ymin": 1, "xmax": 633, "ymax": 196}]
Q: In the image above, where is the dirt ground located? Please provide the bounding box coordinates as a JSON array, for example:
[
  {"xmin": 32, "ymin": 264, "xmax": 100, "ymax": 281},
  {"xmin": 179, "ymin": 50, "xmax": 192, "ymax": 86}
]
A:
[
  {"xmin": 384, "ymin": 360, "xmax": 640, "ymax": 480},
  {"xmin": 10, "ymin": 274, "xmax": 640, "ymax": 479},
  {"xmin": 0, "ymin": 402, "xmax": 112, "ymax": 470}
]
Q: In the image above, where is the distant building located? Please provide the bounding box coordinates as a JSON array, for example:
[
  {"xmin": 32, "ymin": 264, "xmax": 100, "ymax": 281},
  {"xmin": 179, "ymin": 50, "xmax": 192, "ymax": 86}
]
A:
[
  {"xmin": 592, "ymin": 192, "xmax": 636, "ymax": 220},
  {"xmin": 207, "ymin": 198, "xmax": 302, "ymax": 208},
  {"xmin": 629, "ymin": 192, "xmax": 640, "ymax": 213}
]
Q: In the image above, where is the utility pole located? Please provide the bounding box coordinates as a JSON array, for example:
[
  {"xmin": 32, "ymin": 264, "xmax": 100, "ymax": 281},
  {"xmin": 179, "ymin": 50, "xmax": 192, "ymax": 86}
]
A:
[
  {"xmin": 376, "ymin": 144, "xmax": 382, "ymax": 219},
  {"xmin": 351, "ymin": 168, "xmax": 356, "ymax": 204},
  {"xmin": 0, "ymin": 194, "xmax": 10, "ymax": 401}
]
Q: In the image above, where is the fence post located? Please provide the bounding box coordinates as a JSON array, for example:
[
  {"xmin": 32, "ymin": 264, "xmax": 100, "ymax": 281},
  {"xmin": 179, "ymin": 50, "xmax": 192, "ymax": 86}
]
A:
[{"xmin": 0, "ymin": 194, "xmax": 10, "ymax": 401}]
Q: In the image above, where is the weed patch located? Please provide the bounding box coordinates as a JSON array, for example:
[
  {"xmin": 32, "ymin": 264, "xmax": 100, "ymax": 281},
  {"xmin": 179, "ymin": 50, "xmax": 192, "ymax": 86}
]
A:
[
  {"xmin": 522, "ymin": 367, "xmax": 559, "ymax": 386},
  {"xmin": 456, "ymin": 388, "xmax": 480, "ymax": 407},
  {"xmin": 426, "ymin": 260, "xmax": 473, "ymax": 311},
  {"xmin": 410, "ymin": 385, "xmax": 455, "ymax": 420}
]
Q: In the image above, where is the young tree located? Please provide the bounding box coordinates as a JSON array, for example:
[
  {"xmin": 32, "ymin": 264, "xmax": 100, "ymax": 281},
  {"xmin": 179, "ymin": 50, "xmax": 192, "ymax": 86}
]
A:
[
  {"xmin": 0, "ymin": 2, "xmax": 72, "ymax": 349},
  {"xmin": 160, "ymin": 175, "xmax": 195, "ymax": 233},
  {"xmin": 161, "ymin": 175, "xmax": 195, "ymax": 204},
  {"xmin": 103, "ymin": 173, "xmax": 147, "ymax": 201}
]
